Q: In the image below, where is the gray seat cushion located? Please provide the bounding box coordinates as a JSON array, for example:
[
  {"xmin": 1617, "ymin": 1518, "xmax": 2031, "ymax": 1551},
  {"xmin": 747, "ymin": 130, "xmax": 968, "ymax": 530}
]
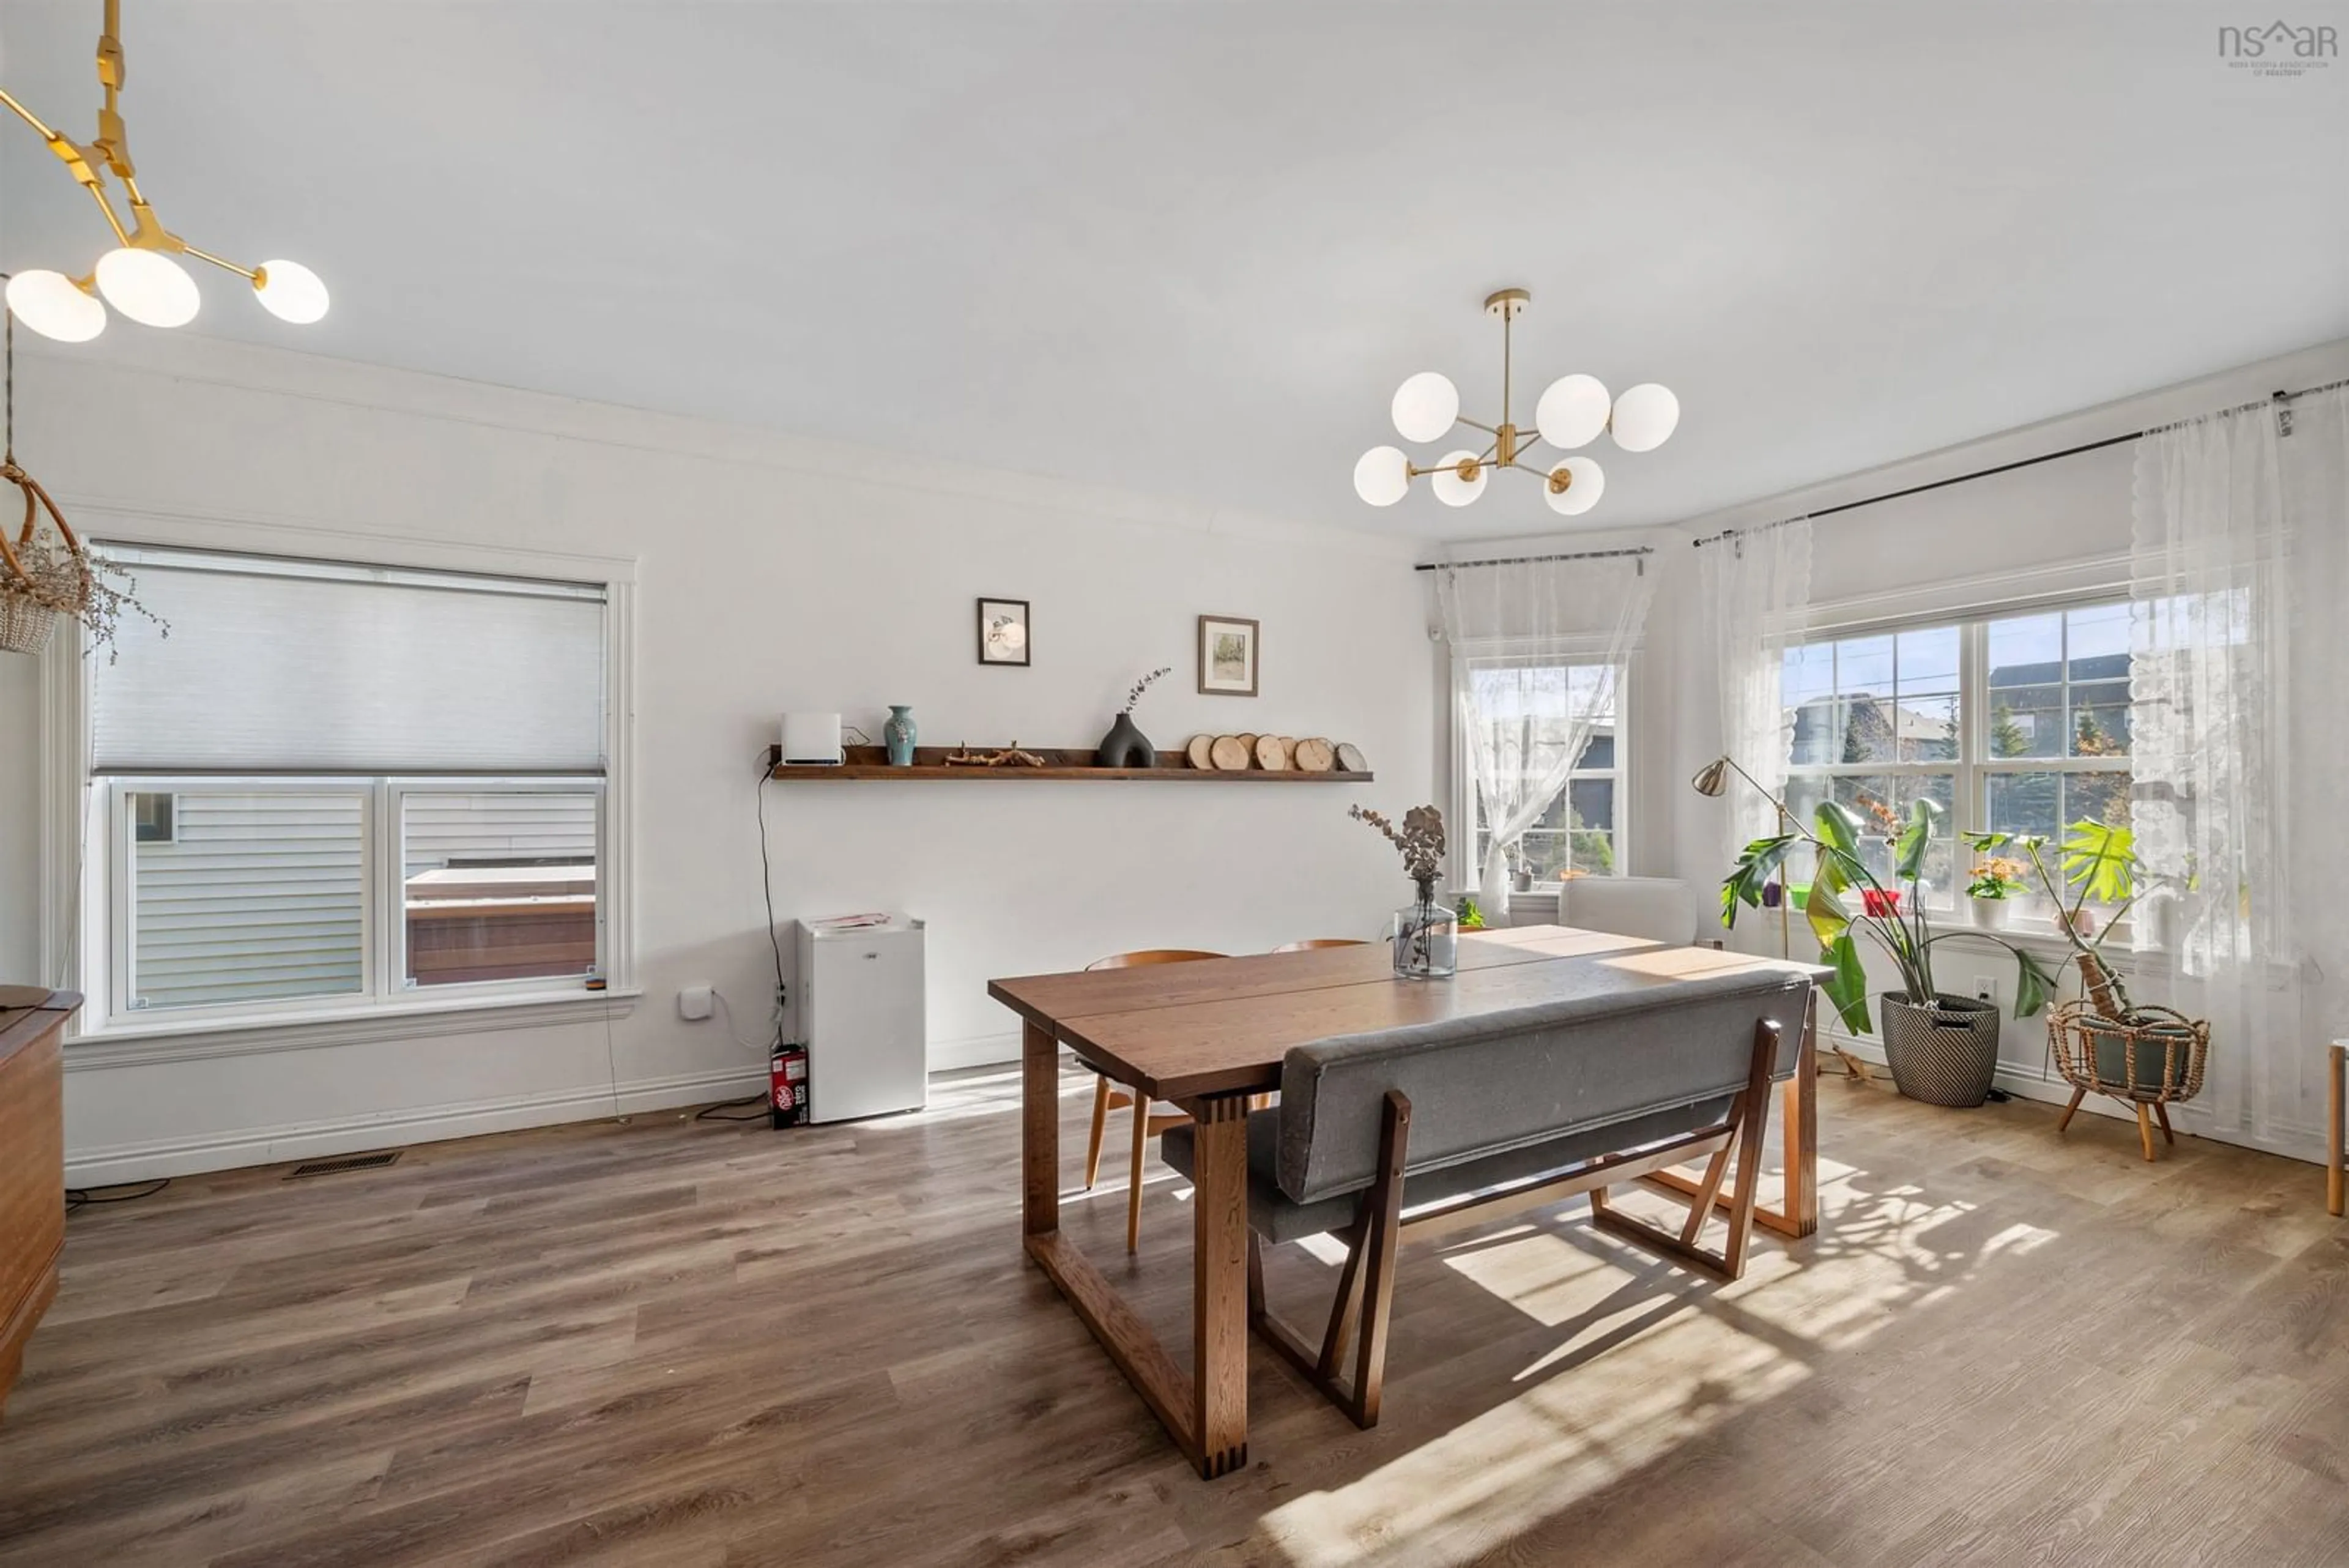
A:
[{"xmin": 1160, "ymin": 1096, "xmax": 1734, "ymax": 1244}]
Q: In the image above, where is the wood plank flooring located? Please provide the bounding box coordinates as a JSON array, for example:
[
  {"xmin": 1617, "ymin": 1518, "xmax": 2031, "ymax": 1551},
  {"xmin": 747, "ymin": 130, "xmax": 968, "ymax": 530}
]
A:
[{"xmin": 1, "ymin": 1065, "xmax": 2344, "ymax": 1567}]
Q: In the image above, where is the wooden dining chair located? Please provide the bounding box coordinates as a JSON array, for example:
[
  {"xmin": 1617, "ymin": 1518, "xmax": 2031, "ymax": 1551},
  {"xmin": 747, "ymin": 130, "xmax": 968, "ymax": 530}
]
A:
[
  {"xmin": 1271, "ymin": 939, "xmax": 1370, "ymax": 953},
  {"xmin": 1082, "ymin": 949, "xmax": 1225, "ymax": 1252}
]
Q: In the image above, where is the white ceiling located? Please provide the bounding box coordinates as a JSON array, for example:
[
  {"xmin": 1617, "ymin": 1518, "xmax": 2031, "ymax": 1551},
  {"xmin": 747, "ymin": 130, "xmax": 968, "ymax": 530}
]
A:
[{"xmin": 3, "ymin": 3, "xmax": 2344, "ymax": 541}]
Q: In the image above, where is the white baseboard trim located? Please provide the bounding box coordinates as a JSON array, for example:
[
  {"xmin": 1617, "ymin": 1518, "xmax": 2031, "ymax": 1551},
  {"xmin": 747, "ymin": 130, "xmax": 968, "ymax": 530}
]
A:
[
  {"xmin": 1827, "ymin": 1031, "xmax": 2326, "ymax": 1169},
  {"xmin": 64, "ymin": 1065, "xmax": 767, "ymax": 1187}
]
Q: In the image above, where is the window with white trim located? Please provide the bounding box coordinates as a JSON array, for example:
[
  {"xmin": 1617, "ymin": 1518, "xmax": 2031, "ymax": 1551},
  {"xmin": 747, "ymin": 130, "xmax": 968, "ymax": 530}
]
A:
[
  {"xmin": 1781, "ymin": 600, "xmax": 2131, "ymax": 912},
  {"xmin": 84, "ymin": 546, "xmax": 618, "ymax": 1025},
  {"xmin": 1455, "ymin": 656, "xmax": 1628, "ymax": 889}
]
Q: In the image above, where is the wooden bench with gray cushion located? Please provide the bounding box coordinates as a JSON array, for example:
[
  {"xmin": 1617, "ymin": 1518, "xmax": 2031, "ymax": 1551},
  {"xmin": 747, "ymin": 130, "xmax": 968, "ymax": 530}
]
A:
[{"xmin": 1162, "ymin": 964, "xmax": 1814, "ymax": 1427}]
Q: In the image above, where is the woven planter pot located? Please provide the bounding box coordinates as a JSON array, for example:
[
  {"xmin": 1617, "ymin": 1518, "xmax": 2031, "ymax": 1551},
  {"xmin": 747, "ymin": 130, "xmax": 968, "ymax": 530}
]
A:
[{"xmin": 1880, "ymin": 992, "xmax": 2003, "ymax": 1108}]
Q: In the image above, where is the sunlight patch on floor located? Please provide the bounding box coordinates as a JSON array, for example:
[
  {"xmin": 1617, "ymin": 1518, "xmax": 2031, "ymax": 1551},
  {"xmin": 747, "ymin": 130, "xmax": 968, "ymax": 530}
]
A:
[
  {"xmin": 1254, "ymin": 1164, "xmax": 2068, "ymax": 1565},
  {"xmin": 1438, "ymin": 1226, "xmax": 1627, "ymax": 1330},
  {"xmin": 1261, "ymin": 1310, "xmax": 1809, "ymax": 1568}
]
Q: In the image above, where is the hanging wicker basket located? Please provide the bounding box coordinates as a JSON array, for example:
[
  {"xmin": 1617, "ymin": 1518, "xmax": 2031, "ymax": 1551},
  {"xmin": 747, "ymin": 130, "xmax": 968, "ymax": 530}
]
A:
[{"xmin": 0, "ymin": 460, "xmax": 90, "ymax": 657}]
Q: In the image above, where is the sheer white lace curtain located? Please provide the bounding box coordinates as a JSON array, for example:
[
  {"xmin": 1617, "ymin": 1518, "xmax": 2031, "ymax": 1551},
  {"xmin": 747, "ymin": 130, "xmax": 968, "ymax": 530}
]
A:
[
  {"xmin": 1697, "ymin": 520, "xmax": 1813, "ymax": 874},
  {"xmin": 2130, "ymin": 384, "xmax": 2348, "ymax": 1154},
  {"xmin": 1436, "ymin": 556, "xmax": 1657, "ymax": 923}
]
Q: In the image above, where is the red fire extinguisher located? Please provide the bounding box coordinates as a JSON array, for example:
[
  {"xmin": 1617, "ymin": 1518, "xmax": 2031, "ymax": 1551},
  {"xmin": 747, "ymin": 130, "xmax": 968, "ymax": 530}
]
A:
[{"xmin": 769, "ymin": 1046, "xmax": 809, "ymax": 1128}]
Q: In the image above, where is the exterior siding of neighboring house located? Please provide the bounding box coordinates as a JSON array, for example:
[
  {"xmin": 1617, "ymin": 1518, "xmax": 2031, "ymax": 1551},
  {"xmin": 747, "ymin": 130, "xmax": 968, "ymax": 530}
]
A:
[{"xmin": 130, "ymin": 792, "xmax": 596, "ymax": 1012}]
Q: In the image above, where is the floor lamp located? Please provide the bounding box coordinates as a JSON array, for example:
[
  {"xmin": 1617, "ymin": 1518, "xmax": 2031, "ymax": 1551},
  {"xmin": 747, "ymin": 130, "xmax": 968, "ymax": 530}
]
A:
[
  {"xmin": 1692, "ymin": 754, "xmax": 1867, "ymax": 1080},
  {"xmin": 1690, "ymin": 754, "xmax": 1794, "ymax": 960}
]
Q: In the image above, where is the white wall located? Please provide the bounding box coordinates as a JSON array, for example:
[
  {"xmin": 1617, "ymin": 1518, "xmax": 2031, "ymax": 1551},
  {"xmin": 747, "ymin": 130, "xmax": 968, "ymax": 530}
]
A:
[{"xmin": 0, "ymin": 333, "xmax": 1431, "ymax": 1183}]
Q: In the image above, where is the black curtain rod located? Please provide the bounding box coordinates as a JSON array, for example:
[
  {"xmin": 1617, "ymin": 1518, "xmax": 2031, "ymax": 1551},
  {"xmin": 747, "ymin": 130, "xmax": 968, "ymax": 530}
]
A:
[
  {"xmin": 1693, "ymin": 376, "xmax": 2348, "ymax": 546},
  {"xmin": 1412, "ymin": 546, "xmax": 1653, "ymax": 573}
]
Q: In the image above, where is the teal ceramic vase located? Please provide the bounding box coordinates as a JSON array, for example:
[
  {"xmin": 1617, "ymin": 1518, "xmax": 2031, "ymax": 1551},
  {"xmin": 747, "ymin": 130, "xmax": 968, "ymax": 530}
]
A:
[{"xmin": 884, "ymin": 705, "xmax": 918, "ymax": 767}]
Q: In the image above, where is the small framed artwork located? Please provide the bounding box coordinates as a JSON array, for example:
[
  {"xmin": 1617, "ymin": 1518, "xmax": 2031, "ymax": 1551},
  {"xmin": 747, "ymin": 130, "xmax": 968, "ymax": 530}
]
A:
[
  {"xmin": 1197, "ymin": 614, "xmax": 1260, "ymax": 697},
  {"xmin": 976, "ymin": 597, "xmax": 1031, "ymax": 666}
]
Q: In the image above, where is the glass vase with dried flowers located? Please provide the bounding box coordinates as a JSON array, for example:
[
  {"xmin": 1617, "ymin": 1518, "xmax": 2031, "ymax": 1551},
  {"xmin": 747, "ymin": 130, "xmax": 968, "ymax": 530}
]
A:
[
  {"xmin": 1097, "ymin": 665, "xmax": 1172, "ymax": 768},
  {"xmin": 1351, "ymin": 803, "xmax": 1456, "ymax": 979}
]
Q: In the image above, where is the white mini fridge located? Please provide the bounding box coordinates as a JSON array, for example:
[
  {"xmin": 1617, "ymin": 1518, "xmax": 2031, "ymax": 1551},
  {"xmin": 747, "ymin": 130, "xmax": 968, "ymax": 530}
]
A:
[{"xmin": 796, "ymin": 915, "xmax": 927, "ymax": 1123}]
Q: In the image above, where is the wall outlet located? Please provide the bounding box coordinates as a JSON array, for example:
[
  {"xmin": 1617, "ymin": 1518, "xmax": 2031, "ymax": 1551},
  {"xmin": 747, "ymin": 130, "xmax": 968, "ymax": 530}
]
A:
[
  {"xmin": 1973, "ymin": 975, "xmax": 1997, "ymax": 1003},
  {"xmin": 678, "ymin": 984, "xmax": 714, "ymax": 1021}
]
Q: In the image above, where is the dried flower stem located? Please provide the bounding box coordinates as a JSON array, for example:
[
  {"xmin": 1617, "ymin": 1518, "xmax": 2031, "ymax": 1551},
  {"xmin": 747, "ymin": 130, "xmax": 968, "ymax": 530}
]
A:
[{"xmin": 1121, "ymin": 666, "xmax": 1172, "ymax": 715}]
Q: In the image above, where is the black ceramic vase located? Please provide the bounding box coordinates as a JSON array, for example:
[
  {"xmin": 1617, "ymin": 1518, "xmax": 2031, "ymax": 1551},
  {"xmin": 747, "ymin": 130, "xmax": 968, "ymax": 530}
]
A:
[{"xmin": 1096, "ymin": 712, "xmax": 1156, "ymax": 769}]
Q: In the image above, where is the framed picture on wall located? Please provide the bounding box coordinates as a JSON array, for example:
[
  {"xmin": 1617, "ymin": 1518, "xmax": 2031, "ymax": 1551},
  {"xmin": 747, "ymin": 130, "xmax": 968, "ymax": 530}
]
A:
[
  {"xmin": 1197, "ymin": 614, "xmax": 1259, "ymax": 696},
  {"xmin": 976, "ymin": 598, "xmax": 1030, "ymax": 666}
]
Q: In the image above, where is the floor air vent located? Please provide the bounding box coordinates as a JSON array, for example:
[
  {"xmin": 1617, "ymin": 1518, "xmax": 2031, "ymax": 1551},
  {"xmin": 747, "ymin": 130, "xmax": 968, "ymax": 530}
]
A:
[{"xmin": 285, "ymin": 1151, "xmax": 403, "ymax": 1180}]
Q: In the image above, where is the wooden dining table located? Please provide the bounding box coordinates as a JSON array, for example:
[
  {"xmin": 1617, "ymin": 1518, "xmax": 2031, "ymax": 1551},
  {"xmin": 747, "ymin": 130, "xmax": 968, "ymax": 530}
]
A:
[{"xmin": 987, "ymin": 924, "xmax": 1824, "ymax": 1479}]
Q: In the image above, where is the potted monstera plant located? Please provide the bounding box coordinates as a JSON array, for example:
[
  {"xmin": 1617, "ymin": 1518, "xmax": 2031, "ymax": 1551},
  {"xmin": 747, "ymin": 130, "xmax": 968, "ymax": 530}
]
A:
[{"xmin": 1723, "ymin": 791, "xmax": 2060, "ymax": 1108}]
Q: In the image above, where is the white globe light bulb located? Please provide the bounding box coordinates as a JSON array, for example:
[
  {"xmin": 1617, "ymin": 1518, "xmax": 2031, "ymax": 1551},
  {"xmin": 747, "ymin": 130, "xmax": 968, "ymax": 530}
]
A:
[
  {"xmin": 1535, "ymin": 374, "xmax": 1611, "ymax": 450},
  {"xmin": 1352, "ymin": 445, "xmax": 1411, "ymax": 507},
  {"xmin": 1390, "ymin": 371, "xmax": 1460, "ymax": 444},
  {"xmin": 4, "ymin": 270, "xmax": 106, "ymax": 343},
  {"xmin": 1543, "ymin": 456, "xmax": 1606, "ymax": 517},
  {"xmin": 1429, "ymin": 449, "xmax": 1486, "ymax": 508},
  {"xmin": 1610, "ymin": 383, "xmax": 1680, "ymax": 451},
  {"xmin": 94, "ymin": 248, "xmax": 200, "ymax": 328},
  {"xmin": 254, "ymin": 259, "xmax": 330, "ymax": 324}
]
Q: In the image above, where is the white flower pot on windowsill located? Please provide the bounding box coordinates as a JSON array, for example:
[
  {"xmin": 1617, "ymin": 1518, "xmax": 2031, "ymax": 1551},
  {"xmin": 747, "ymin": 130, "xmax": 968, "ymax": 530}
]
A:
[{"xmin": 1970, "ymin": 897, "xmax": 2013, "ymax": 931}]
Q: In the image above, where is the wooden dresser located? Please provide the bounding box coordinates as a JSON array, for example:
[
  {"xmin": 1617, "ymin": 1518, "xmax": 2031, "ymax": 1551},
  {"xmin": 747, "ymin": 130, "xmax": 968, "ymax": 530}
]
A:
[{"xmin": 0, "ymin": 986, "xmax": 75, "ymax": 1422}]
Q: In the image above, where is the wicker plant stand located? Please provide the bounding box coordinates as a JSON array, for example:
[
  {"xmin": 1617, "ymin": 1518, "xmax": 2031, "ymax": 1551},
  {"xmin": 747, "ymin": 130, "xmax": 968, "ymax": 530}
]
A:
[{"xmin": 2047, "ymin": 968, "xmax": 2210, "ymax": 1162}]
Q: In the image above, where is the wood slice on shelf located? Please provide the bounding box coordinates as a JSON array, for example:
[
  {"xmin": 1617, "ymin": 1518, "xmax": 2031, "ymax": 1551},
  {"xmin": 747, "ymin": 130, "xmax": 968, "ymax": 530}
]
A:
[
  {"xmin": 1294, "ymin": 737, "xmax": 1336, "ymax": 773},
  {"xmin": 1235, "ymin": 734, "xmax": 1260, "ymax": 754},
  {"xmin": 1184, "ymin": 734, "xmax": 1215, "ymax": 770},
  {"xmin": 1209, "ymin": 735, "xmax": 1253, "ymax": 771},
  {"xmin": 1335, "ymin": 742, "xmax": 1368, "ymax": 773},
  {"xmin": 1274, "ymin": 735, "xmax": 1297, "ymax": 768},
  {"xmin": 1255, "ymin": 735, "xmax": 1291, "ymax": 771}
]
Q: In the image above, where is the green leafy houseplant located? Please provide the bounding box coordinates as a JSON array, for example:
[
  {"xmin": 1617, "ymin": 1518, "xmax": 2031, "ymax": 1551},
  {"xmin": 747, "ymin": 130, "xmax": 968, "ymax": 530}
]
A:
[
  {"xmin": 1723, "ymin": 792, "xmax": 2060, "ymax": 1038},
  {"xmin": 1964, "ymin": 819, "xmax": 2150, "ymax": 1020},
  {"xmin": 1968, "ymin": 819, "xmax": 2210, "ymax": 1131}
]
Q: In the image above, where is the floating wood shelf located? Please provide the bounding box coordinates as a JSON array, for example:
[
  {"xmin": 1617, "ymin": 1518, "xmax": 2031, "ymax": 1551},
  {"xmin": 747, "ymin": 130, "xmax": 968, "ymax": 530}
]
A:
[{"xmin": 768, "ymin": 745, "xmax": 1371, "ymax": 782}]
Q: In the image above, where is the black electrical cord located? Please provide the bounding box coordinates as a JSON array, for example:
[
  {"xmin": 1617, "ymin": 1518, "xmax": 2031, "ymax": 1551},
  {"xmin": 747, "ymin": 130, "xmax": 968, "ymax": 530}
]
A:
[
  {"xmin": 753, "ymin": 749, "xmax": 787, "ymax": 1009},
  {"xmin": 65, "ymin": 1177, "xmax": 170, "ymax": 1213},
  {"xmin": 695, "ymin": 1096, "xmax": 769, "ymax": 1122}
]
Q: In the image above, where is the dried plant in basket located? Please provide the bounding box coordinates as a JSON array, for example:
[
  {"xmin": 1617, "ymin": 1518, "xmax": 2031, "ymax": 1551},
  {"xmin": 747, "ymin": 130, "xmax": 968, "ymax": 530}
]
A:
[
  {"xmin": 0, "ymin": 464, "xmax": 165, "ymax": 661},
  {"xmin": 0, "ymin": 302, "xmax": 164, "ymax": 660}
]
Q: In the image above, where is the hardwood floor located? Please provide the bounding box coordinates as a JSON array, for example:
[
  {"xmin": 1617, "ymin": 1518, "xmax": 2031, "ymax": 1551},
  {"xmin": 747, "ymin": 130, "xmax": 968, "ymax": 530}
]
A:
[{"xmin": 1, "ymin": 1065, "xmax": 2344, "ymax": 1567}]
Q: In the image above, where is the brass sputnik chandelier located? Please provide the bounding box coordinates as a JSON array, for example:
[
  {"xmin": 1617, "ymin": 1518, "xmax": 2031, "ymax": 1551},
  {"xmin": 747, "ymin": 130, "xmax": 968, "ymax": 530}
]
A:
[
  {"xmin": 1353, "ymin": 289, "xmax": 1677, "ymax": 518},
  {"xmin": 1, "ymin": 0, "xmax": 327, "ymax": 343}
]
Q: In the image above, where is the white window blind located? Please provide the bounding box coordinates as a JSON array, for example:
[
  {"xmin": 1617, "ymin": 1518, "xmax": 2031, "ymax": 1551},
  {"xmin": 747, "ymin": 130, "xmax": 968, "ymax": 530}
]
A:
[{"xmin": 91, "ymin": 547, "xmax": 607, "ymax": 775}]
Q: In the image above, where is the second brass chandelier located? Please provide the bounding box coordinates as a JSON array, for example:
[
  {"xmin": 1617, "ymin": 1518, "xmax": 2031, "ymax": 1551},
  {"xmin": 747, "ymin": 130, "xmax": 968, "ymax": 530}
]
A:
[{"xmin": 1353, "ymin": 288, "xmax": 1677, "ymax": 518}]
